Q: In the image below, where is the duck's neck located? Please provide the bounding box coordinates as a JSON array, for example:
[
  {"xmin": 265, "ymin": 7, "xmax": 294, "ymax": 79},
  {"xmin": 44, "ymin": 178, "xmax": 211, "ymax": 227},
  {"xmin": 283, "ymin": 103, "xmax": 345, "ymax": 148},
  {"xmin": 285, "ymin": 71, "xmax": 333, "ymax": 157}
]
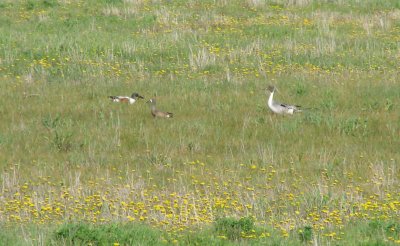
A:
[{"xmin": 268, "ymin": 91, "xmax": 274, "ymax": 106}]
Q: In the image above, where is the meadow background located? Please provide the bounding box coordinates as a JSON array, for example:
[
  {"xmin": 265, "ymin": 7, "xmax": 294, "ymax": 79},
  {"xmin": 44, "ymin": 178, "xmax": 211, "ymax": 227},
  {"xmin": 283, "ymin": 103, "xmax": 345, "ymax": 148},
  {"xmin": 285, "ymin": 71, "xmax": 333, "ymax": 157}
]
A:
[{"xmin": 0, "ymin": 0, "xmax": 399, "ymax": 244}]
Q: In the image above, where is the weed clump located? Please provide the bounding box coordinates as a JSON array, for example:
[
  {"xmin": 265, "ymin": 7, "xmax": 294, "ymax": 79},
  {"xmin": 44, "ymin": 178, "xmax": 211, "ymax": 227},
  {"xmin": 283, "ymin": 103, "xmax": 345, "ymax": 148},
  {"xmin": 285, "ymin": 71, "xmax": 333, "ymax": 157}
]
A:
[
  {"xmin": 214, "ymin": 216, "xmax": 255, "ymax": 241},
  {"xmin": 54, "ymin": 223, "xmax": 161, "ymax": 245}
]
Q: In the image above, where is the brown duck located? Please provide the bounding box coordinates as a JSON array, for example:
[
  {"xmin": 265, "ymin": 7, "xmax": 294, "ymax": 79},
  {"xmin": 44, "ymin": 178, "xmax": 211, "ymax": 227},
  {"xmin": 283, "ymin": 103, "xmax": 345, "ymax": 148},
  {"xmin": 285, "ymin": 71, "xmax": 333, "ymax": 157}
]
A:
[{"xmin": 146, "ymin": 98, "xmax": 173, "ymax": 118}]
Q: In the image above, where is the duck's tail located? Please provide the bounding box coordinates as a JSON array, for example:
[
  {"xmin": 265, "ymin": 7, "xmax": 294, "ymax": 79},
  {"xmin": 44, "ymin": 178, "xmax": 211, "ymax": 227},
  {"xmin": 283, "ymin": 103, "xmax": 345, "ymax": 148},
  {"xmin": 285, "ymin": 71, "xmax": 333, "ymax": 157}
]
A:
[{"xmin": 296, "ymin": 107, "xmax": 319, "ymax": 113}]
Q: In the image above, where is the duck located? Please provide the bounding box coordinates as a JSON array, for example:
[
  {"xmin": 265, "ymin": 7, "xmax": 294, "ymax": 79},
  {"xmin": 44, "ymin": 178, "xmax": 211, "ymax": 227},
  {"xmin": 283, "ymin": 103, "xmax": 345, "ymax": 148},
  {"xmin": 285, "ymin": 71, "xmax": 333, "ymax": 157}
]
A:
[
  {"xmin": 109, "ymin": 92, "xmax": 144, "ymax": 104},
  {"xmin": 146, "ymin": 98, "xmax": 173, "ymax": 118},
  {"xmin": 267, "ymin": 85, "xmax": 302, "ymax": 115}
]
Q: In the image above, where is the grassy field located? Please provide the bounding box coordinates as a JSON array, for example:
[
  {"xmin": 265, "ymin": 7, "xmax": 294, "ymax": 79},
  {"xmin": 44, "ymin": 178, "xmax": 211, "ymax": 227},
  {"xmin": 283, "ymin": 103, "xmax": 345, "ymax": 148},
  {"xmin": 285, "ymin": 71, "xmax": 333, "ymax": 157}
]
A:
[{"xmin": 1, "ymin": 0, "xmax": 400, "ymax": 244}]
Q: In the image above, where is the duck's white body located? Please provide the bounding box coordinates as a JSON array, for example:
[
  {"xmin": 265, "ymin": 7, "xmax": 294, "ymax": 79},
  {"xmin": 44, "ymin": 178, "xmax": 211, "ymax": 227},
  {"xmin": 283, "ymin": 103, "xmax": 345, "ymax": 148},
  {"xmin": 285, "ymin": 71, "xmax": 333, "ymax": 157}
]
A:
[
  {"xmin": 110, "ymin": 96, "xmax": 137, "ymax": 104},
  {"xmin": 109, "ymin": 93, "xmax": 144, "ymax": 104}
]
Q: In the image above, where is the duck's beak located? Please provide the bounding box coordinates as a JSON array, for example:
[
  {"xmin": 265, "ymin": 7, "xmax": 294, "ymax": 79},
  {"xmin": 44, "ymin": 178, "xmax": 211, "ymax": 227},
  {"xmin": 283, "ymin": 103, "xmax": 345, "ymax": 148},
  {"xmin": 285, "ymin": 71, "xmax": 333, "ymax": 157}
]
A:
[{"xmin": 138, "ymin": 95, "xmax": 144, "ymax": 99}]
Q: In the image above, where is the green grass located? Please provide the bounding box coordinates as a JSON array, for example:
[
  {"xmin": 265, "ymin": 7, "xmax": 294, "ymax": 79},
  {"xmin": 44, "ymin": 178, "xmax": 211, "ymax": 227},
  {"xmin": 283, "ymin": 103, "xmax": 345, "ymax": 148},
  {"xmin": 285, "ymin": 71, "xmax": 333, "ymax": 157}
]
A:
[
  {"xmin": 1, "ymin": 219, "xmax": 399, "ymax": 245},
  {"xmin": 0, "ymin": 0, "xmax": 399, "ymax": 245}
]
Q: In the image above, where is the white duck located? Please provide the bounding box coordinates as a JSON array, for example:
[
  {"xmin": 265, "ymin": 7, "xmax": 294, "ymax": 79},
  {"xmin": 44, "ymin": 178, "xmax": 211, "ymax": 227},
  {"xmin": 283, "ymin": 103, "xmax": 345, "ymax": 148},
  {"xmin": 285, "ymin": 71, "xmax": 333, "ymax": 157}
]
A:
[{"xmin": 267, "ymin": 85, "xmax": 302, "ymax": 115}]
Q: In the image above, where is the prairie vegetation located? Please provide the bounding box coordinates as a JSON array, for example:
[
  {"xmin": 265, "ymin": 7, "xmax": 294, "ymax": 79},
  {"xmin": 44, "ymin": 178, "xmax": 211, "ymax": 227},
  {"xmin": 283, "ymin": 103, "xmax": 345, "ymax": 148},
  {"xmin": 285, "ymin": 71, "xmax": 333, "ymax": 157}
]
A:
[{"xmin": 0, "ymin": 0, "xmax": 399, "ymax": 244}]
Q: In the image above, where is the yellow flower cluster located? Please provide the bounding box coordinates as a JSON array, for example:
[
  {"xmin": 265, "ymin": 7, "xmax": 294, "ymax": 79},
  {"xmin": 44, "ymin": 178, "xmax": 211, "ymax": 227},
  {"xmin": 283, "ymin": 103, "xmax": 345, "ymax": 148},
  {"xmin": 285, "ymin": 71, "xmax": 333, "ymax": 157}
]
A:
[{"xmin": 0, "ymin": 161, "xmax": 399, "ymax": 242}]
